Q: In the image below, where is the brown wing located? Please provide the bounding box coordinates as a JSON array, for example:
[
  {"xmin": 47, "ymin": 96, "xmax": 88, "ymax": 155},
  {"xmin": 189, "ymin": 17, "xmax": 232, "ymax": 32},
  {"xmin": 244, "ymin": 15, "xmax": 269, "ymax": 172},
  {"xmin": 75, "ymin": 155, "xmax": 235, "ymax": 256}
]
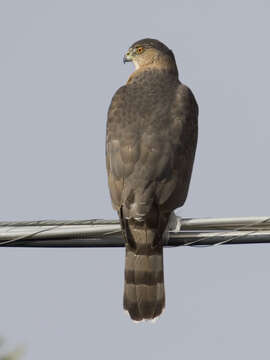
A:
[
  {"xmin": 106, "ymin": 79, "xmax": 198, "ymax": 219},
  {"xmin": 158, "ymin": 83, "xmax": 198, "ymax": 212}
]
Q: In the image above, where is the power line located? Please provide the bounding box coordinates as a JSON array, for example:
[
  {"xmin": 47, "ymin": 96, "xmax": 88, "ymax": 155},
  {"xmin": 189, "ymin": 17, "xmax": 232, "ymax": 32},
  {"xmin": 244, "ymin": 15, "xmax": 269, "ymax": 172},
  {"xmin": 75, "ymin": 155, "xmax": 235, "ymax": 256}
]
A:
[{"xmin": 0, "ymin": 216, "xmax": 270, "ymax": 247}]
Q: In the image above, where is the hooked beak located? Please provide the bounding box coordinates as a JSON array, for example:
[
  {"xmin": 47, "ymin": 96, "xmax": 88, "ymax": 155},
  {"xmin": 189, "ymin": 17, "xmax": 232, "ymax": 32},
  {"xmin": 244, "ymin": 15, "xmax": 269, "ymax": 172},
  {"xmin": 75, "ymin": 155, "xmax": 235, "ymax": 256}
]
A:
[{"xmin": 123, "ymin": 51, "xmax": 133, "ymax": 64}]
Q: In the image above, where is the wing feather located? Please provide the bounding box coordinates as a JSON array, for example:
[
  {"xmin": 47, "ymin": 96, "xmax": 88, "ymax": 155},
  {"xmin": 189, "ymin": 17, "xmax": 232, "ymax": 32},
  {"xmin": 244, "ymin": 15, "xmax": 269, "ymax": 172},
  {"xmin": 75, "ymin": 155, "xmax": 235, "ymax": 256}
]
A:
[{"xmin": 106, "ymin": 79, "xmax": 198, "ymax": 218}]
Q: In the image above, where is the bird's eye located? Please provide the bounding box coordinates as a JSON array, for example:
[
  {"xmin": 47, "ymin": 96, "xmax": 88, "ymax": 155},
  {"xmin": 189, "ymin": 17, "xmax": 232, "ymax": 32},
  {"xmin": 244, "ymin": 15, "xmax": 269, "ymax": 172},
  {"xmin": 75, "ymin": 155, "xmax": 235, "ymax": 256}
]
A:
[{"xmin": 136, "ymin": 47, "xmax": 144, "ymax": 54}]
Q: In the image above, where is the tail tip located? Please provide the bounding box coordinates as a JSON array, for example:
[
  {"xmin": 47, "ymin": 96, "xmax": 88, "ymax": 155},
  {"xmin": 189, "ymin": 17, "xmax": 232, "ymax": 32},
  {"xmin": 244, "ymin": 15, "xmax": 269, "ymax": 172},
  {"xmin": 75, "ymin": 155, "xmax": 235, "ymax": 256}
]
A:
[{"xmin": 124, "ymin": 307, "xmax": 164, "ymax": 323}]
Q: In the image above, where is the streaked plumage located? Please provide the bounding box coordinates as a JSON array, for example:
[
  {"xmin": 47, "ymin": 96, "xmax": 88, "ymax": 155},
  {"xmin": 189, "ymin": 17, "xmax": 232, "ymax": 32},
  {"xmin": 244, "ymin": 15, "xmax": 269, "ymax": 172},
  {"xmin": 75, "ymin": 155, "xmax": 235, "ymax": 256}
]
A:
[{"xmin": 106, "ymin": 38, "xmax": 198, "ymax": 321}]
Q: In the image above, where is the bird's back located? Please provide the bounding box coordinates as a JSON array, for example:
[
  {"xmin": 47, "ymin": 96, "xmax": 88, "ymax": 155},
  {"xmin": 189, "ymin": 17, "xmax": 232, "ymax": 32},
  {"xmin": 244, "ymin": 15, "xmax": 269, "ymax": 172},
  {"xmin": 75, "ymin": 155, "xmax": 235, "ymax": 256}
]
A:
[{"xmin": 106, "ymin": 69, "xmax": 197, "ymax": 219}]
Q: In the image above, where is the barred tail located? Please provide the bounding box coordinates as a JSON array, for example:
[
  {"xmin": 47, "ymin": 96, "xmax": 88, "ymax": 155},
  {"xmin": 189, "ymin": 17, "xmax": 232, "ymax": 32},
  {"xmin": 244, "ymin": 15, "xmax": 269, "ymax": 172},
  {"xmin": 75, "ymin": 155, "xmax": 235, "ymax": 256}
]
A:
[{"xmin": 123, "ymin": 221, "xmax": 165, "ymax": 321}]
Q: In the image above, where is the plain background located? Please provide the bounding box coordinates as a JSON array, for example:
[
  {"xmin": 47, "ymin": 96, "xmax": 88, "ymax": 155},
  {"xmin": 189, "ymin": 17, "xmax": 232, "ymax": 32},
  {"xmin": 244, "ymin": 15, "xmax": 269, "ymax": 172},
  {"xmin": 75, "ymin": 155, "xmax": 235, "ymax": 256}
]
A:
[{"xmin": 0, "ymin": 0, "xmax": 270, "ymax": 358}]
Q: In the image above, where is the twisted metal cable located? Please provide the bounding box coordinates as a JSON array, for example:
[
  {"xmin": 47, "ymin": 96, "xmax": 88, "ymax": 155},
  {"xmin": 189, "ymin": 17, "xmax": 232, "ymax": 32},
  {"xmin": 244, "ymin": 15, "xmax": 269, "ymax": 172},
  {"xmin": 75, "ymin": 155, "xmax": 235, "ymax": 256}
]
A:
[{"xmin": 0, "ymin": 216, "xmax": 270, "ymax": 247}]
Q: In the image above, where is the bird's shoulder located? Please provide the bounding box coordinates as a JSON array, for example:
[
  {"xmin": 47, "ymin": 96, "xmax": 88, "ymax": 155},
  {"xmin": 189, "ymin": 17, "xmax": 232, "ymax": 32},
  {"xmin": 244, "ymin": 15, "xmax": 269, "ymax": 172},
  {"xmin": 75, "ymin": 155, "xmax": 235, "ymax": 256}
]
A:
[
  {"xmin": 108, "ymin": 85, "xmax": 127, "ymax": 111},
  {"xmin": 174, "ymin": 82, "xmax": 199, "ymax": 117},
  {"xmin": 168, "ymin": 82, "xmax": 198, "ymax": 152}
]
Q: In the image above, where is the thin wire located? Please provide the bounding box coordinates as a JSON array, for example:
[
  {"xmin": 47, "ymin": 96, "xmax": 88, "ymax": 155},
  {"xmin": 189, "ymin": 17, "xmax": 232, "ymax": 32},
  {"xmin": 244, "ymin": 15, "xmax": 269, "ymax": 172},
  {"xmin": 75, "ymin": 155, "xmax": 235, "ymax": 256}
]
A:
[
  {"xmin": 0, "ymin": 219, "xmax": 119, "ymax": 227},
  {"xmin": 0, "ymin": 225, "xmax": 63, "ymax": 246},
  {"xmin": 213, "ymin": 217, "xmax": 270, "ymax": 246},
  {"xmin": 1, "ymin": 216, "xmax": 270, "ymax": 247},
  {"xmin": 183, "ymin": 216, "xmax": 270, "ymax": 246},
  {"xmin": 0, "ymin": 223, "xmax": 123, "ymax": 246}
]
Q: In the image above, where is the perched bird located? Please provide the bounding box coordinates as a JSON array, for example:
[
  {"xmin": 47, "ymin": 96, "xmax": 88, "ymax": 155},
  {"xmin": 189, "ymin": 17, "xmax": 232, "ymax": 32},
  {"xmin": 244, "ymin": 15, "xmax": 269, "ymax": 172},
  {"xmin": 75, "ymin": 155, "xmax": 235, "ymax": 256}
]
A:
[{"xmin": 106, "ymin": 38, "xmax": 198, "ymax": 321}]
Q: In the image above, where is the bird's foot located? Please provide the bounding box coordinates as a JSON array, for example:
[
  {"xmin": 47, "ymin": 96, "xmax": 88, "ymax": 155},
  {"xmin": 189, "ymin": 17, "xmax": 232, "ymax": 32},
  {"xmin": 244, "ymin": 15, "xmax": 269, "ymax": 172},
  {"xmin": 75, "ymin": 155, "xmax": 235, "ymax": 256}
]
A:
[{"xmin": 168, "ymin": 212, "xmax": 182, "ymax": 232}]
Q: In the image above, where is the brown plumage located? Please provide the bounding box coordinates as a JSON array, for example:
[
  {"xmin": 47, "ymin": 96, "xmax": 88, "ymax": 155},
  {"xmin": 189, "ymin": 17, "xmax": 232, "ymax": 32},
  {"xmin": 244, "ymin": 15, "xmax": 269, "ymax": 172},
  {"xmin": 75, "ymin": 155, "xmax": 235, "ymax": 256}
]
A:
[{"xmin": 106, "ymin": 38, "xmax": 198, "ymax": 321}]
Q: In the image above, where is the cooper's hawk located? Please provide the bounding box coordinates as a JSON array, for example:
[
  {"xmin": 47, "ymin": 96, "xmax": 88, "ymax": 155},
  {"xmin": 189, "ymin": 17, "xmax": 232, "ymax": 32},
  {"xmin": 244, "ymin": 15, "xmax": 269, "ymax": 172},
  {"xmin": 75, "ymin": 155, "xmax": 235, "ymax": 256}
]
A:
[{"xmin": 106, "ymin": 38, "xmax": 198, "ymax": 321}]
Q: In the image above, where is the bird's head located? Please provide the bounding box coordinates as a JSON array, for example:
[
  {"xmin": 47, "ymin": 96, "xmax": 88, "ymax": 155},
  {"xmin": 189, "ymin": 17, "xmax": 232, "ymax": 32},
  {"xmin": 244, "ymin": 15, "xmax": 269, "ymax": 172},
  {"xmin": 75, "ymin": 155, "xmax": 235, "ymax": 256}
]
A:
[{"xmin": 123, "ymin": 38, "xmax": 177, "ymax": 73}]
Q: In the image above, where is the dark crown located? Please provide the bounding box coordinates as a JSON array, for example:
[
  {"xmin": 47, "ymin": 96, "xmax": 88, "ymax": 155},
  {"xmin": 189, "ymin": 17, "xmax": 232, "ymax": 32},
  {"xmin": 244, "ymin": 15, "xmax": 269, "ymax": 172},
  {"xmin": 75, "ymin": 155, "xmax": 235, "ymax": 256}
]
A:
[{"xmin": 131, "ymin": 38, "xmax": 171, "ymax": 54}]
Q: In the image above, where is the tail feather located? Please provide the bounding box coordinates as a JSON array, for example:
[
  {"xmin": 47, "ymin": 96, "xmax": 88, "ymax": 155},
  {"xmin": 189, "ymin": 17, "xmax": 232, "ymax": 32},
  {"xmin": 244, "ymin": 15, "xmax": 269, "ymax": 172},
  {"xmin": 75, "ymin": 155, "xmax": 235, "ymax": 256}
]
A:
[{"xmin": 123, "ymin": 220, "xmax": 165, "ymax": 321}]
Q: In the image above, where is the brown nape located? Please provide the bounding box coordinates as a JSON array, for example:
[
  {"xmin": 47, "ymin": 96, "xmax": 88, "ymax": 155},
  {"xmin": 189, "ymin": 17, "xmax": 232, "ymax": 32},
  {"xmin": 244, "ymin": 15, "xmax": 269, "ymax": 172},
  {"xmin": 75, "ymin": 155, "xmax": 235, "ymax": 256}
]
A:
[{"xmin": 132, "ymin": 48, "xmax": 178, "ymax": 77}]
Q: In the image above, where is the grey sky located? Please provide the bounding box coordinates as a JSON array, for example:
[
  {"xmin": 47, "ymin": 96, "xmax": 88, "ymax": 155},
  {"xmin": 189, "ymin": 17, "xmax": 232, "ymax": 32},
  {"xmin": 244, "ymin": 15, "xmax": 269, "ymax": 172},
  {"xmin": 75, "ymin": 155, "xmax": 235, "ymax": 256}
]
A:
[{"xmin": 0, "ymin": 0, "xmax": 270, "ymax": 359}]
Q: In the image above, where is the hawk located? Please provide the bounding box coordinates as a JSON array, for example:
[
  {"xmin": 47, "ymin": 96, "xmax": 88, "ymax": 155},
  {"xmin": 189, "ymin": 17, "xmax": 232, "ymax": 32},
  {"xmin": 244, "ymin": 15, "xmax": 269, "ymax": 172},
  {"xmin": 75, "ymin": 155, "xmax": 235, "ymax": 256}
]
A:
[{"xmin": 106, "ymin": 38, "xmax": 198, "ymax": 321}]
